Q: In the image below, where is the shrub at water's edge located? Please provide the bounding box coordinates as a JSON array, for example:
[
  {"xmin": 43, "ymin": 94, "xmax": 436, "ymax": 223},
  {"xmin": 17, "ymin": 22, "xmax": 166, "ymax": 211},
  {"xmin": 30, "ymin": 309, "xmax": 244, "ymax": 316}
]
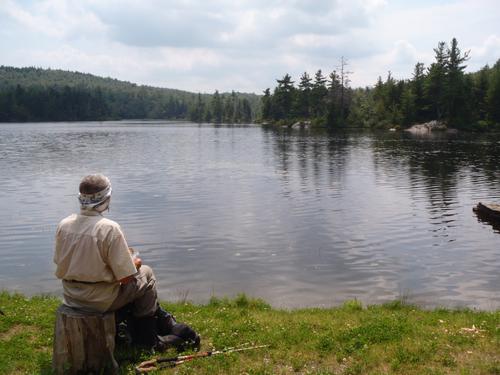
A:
[{"xmin": 0, "ymin": 291, "xmax": 498, "ymax": 374}]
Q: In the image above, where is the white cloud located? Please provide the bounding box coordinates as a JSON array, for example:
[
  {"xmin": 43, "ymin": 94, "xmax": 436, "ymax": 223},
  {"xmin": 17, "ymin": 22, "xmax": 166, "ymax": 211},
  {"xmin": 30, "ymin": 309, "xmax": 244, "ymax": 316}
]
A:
[
  {"xmin": 290, "ymin": 34, "xmax": 342, "ymax": 49},
  {"xmin": 346, "ymin": 0, "xmax": 500, "ymax": 86},
  {"xmin": 390, "ymin": 40, "xmax": 419, "ymax": 65},
  {"xmin": 86, "ymin": 0, "xmax": 388, "ymax": 49},
  {"xmin": 6, "ymin": 42, "xmax": 224, "ymax": 91},
  {"xmin": 349, "ymin": 40, "xmax": 432, "ymax": 87},
  {"xmin": 468, "ymin": 35, "xmax": 500, "ymax": 69},
  {"xmin": 0, "ymin": 0, "xmax": 107, "ymax": 39},
  {"xmin": 0, "ymin": 0, "xmax": 499, "ymax": 92}
]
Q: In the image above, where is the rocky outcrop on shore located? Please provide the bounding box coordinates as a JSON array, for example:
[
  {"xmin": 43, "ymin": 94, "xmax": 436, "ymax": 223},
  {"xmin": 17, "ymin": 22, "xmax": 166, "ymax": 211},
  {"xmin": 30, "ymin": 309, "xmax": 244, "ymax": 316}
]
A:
[
  {"xmin": 290, "ymin": 120, "xmax": 311, "ymax": 129},
  {"xmin": 405, "ymin": 120, "xmax": 448, "ymax": 133}
]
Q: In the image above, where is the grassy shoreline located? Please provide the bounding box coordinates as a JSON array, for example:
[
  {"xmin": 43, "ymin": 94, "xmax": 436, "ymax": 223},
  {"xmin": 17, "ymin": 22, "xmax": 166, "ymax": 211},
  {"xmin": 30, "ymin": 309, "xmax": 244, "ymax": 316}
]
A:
[{"xmin": 0, "ymin": 292, "xmax": 498, "ymax": 374}]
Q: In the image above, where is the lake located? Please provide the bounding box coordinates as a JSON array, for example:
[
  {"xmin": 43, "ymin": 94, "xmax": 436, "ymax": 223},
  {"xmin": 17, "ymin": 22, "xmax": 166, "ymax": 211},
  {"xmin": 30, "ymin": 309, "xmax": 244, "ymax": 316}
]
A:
[{"xmin": 0, "ymin": 121, "xmax": 499, "ymax": 309}]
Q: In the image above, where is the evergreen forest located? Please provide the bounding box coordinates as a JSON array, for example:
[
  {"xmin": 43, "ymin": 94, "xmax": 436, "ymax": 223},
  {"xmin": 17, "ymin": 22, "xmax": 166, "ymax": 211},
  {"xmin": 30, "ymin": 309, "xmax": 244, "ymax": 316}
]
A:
[
  {"xmin": 262, "ymin": 38, "xmax": 500, "ymax": 130},
  {"xmin": 0, "ymin": 67, "xmax": 259, "ymax": 123},
  {"xmin": 1, "ymin": 38, "xmax": 499, "ymax": 130}
]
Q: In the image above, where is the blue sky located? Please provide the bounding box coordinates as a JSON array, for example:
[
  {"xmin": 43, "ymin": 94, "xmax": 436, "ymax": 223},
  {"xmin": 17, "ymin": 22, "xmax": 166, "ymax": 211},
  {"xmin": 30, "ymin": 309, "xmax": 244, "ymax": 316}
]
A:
[{"xmin": 1, "ymin": 0, "xmax": 499, "ymax": 93}]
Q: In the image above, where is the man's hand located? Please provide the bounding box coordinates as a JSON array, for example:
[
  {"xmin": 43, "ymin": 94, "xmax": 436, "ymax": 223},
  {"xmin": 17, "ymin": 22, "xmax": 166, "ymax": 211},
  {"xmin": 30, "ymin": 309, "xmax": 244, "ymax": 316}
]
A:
[
  {"xmin": 134, "ymin": 257, "xmax": 142, "ymax": 269},
  {"xmin": 128, "ymin": 247, "xmax": 141, "ymax": 269}
]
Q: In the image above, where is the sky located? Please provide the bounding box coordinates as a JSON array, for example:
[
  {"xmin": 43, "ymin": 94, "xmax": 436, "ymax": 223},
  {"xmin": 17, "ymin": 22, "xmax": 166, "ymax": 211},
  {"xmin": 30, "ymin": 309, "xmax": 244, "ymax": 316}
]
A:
[{"xmin": 1, "ymin": 0, "xmax": 499, "ymax": 94}]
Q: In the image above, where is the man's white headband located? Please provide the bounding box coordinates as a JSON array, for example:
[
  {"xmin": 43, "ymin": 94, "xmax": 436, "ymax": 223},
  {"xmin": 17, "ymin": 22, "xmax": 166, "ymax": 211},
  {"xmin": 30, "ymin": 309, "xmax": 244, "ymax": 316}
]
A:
[{"xmin": 78, "ymin": 183, "xmax": 112, "ymax": 209}]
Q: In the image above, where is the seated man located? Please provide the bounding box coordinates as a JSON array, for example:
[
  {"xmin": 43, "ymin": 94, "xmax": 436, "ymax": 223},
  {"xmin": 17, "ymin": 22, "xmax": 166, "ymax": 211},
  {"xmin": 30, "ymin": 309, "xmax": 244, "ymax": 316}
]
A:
[{"xmin": 53, "ymin": 174, "xmax": 199, "ymax": 351}]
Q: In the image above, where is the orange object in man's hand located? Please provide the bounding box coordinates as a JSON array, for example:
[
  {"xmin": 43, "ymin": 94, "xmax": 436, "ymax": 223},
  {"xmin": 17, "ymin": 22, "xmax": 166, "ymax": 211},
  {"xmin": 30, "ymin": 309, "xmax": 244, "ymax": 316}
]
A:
[
  {"xmin": 134, "ymin": 257, "xmax": 142, "ymax": 269},
  {"xmin": 129, "ymin": 247, "xmax": 142, "ymax": 269}
]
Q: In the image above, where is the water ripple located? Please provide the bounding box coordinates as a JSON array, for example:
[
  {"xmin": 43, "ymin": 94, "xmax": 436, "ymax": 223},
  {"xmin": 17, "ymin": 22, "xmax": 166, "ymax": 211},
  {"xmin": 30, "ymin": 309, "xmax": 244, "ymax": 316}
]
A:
[{"xmin": 0, "ymin": 122, "xmax": 499, "ymax": 309}]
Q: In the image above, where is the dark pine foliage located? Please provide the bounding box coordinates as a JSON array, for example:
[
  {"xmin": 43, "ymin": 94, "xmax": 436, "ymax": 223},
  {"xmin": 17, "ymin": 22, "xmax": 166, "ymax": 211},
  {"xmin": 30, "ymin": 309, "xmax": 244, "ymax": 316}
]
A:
[
  {"xmin": 0, "ymin": 66, "xmax": 260, "ymax": 123},
  {"xmin": 261, "ymin": 39, "xmax": 500, "ymax": 131}
]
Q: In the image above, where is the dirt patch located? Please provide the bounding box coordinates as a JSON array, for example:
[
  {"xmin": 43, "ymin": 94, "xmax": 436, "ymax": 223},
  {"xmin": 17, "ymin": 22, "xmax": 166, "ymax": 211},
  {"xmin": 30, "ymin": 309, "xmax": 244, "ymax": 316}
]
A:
[
  {"xmin": 0, "ymin": 324, "xmax": 41, "ymax": 342},
  {"xmin": 453, "ymin": 348, "xmax": 499, "ymax": 370},
  {"xmin": 35, "ymin": 346, "xmax": 51, "ymax": 354}
]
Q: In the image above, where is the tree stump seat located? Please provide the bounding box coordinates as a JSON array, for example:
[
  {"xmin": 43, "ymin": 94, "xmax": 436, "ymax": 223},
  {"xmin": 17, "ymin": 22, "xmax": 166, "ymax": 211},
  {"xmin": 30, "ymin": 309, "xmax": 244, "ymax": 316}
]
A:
[{"xmin": 52, "ymin": 304, "xmax": 118, "ymax": 374}]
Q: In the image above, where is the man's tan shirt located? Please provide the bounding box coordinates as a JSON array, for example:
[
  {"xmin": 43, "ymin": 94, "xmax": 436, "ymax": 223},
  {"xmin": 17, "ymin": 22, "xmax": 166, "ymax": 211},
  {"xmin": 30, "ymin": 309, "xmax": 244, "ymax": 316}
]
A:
[{"xmin": 54, "ymin": 210, "xmax": 137, "ymax": 312}]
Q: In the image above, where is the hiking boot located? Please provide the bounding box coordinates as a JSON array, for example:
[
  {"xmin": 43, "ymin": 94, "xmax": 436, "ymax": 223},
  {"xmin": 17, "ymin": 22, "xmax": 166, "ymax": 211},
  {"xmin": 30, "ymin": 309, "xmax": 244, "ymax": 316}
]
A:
[
  {"xmin": 158, "ymin": 334, "xmax": 201, "ymax": 352},
  {"xmin": 190, "ymin": 333, "xmax": 201, "ymax": 351},
  {"xmin": 157, "ymin": 334, "xmax": 185, "ymax": 350}
]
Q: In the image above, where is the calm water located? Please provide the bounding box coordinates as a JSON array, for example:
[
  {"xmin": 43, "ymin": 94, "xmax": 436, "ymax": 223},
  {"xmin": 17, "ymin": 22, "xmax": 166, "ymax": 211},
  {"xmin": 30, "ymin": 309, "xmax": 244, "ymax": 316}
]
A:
[{"xmin": 0, "ymin": 121, "xmax": 499, "ymax": 309}]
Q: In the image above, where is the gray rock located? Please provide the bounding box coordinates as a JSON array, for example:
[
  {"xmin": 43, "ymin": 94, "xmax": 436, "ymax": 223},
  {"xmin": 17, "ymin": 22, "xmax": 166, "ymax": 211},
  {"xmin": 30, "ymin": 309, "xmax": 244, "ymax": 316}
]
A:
[
  {"xmin": 405, "ymin": 120, "xmax": 447, "ymax": 133},
  {"xmin": 291, "ymin": 121, "xmax": 311, "ymax": 129}
]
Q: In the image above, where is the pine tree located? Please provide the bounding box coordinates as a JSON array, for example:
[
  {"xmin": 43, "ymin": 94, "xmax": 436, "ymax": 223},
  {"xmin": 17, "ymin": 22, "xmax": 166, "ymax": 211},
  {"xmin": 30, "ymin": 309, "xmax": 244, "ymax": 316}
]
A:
[
  {"xmin": 189, "ymin": 93, "xmax": 205, "ymax": 122},
  {"xmin": 230, "ymin": 91, "xmax": 238, "ymax": 122},
  {"xmin": 486, "ymin": 60, "xmax": 500, "ymax": 125},
  {"xmin": 239, "ymin": 98, "xmax": 252, "ymax": 123},
  {"xmin": 274, "ymin": 74, "xmax": 295, "ymax": 119},
  {"xmin": 261, "ymin": 88, "xmax": 272, "ymax": 120},
  {"xmin": 445, "ymin": 38, "xmax": 470, "ymax": 126},
  {"xmin": 223, "ymin": 93, "xmax": 236, "ymax": 123},
  {"xmin": 425, "ymin": 41, "xmax": 448, "ymax": 120},
  {"xmin": 311, "ymin": 69, "xmax": 327, "ymax": 118},
  {"xmin": 211, "ymin": 90, "xmax": 223, "ymax": 123},
  {"xmin": 473, "ymin": 65, "xmax": 490, "ymax": 122},
  {"xmin": 326, "ymin": 70, "xmax": 341, "ymax": 126},
  {"xmin": 296, "ymin": 72, "xmax": 312, "ymax": 118},
  {"xmin": 412, "ymin": 62, "xmax": 427, "ymax": 122},
  {"xmin": 400, "ymin": 86, "xmax": 416, "ymax": 126}
]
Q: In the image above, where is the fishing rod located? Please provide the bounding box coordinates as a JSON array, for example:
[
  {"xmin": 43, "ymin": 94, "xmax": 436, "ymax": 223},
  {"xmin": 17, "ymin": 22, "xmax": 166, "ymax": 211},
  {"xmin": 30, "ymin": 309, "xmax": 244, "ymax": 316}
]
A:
[{"xmin": 135, "ymin": 344, "xmax": 269, "ymax": 373}]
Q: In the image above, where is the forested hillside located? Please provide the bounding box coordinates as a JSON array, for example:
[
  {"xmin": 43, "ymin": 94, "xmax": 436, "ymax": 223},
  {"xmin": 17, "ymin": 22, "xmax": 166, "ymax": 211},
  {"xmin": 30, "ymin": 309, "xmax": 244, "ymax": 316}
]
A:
[
  {"xmin": 2, "ymin": 38, "xmax": 499, "ymax": 129},
  {"xmin": 0, "ymin": 66, "xmax": 260, "ymax": 123},
  {"xmin": 262, "ymin": 38, "xmax": 500, "ymax": 130}
]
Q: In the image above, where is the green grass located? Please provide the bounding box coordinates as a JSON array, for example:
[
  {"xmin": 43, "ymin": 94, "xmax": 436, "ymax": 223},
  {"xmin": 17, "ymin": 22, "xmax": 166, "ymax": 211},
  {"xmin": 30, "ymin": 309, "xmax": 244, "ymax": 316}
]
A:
[{"xmin": 0, "ymin": 291, "xmax": 498, "ymax": 374}]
